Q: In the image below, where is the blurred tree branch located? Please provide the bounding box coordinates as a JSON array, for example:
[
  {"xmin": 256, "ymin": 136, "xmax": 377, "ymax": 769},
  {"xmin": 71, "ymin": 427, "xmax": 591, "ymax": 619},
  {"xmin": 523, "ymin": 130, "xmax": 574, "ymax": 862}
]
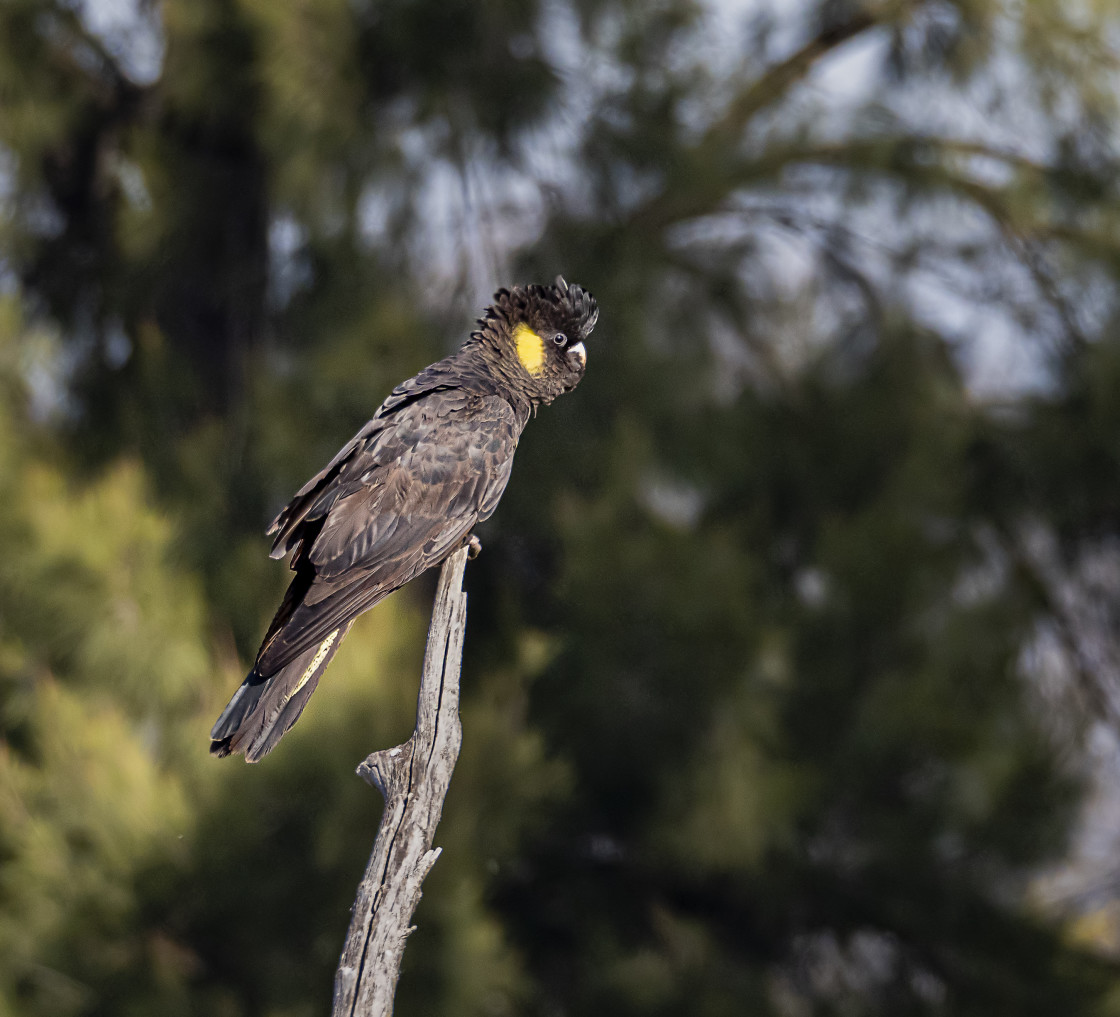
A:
[
  {"xmin": 332, "ymin": 545, "xmax": 470, "ymax": 1017},
  {"xmin": 629, "ymin": 4, "xmax": 886, "ymax": 234}
]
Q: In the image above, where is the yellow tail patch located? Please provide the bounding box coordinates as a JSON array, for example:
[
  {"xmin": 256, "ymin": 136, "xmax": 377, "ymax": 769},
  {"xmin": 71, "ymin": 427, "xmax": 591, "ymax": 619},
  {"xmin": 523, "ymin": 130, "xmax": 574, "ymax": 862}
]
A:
[
  {"xmin": 513, "ymin": 323, "xmax": 546, "ymax": 376},
  {"xmin": 282, "ymin": 628, "xmax": 340, "ymax": 708}
]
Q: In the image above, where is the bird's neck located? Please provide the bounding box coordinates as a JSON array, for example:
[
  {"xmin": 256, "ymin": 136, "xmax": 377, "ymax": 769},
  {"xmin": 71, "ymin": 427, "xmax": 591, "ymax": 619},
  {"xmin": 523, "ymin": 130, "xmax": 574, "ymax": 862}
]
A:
[{"xmin": 460, "ymin": 331, "xmax": 542, "ymax": 416}]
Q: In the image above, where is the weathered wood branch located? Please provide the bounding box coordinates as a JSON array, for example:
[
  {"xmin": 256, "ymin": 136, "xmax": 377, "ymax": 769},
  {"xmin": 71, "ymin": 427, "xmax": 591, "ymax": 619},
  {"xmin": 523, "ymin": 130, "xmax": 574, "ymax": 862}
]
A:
[{"xmin": 332, "ymin": 544, "xmax": 470, "ymax": 1017}]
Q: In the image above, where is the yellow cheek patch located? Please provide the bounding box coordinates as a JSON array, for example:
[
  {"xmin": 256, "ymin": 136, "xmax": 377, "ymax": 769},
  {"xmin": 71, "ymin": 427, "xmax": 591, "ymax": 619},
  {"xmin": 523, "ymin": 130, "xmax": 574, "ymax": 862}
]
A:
[{"xmin": 513, "ymin": 323, "xmax": 546, "ymax": 376}]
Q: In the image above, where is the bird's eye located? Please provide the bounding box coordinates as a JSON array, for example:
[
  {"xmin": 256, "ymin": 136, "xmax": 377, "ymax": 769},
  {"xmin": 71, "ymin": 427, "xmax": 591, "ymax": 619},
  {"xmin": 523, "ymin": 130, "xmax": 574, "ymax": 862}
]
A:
[{"xmin": 553, "ymin": 332, "xmax": 567, "ymax": 346}]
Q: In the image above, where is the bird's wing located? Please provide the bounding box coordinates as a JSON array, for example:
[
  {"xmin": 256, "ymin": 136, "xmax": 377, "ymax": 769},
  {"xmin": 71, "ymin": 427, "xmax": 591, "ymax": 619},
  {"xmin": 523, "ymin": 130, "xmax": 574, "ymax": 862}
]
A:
[
  {"xmin": 267, "ymin": 362, "xmax": 460, "ymax": 559},
  {"xmin": 254, "ymin": 392, "xmax": 520, "ymax": 674},
  {"xmin": 267, "ymin": 416, "xmax": 387, "ymax": 559}
]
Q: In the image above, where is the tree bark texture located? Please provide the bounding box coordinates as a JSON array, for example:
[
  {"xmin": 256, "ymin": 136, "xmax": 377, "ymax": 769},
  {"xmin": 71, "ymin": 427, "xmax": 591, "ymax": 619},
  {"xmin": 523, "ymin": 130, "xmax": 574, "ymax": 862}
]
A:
[{"xmin": 332, "ymin": 544, "xmax": 470, "ymax": 1017}]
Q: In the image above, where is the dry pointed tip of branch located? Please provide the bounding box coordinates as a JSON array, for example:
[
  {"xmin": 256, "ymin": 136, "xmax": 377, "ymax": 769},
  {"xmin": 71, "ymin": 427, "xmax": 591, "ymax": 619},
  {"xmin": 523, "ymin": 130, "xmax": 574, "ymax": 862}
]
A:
[{"xmin": 357, "ymin": 740, "xmax": 413, "ymax": 794}]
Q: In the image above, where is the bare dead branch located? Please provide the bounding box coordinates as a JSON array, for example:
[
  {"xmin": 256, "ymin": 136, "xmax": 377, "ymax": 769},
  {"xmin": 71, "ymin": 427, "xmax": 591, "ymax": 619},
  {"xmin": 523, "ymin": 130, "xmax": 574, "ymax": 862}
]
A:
[{"xmin": 332, "ymin": 544, "xmax": 470, "ymax": 1017}]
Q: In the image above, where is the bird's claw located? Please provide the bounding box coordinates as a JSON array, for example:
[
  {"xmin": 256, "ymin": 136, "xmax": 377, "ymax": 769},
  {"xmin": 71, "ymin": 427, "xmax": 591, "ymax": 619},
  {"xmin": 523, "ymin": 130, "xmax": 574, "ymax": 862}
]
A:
[{"xmin": 466, "ymin": 534, "xmax": 482, "ymax": 559}]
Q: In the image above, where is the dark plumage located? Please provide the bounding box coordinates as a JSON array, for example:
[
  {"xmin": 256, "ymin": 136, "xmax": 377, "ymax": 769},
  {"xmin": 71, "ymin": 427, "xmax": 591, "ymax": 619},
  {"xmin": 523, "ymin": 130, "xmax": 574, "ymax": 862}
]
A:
[{"xmin": 211, "ymin": 277, "xmax": 598, "ymax": 761}]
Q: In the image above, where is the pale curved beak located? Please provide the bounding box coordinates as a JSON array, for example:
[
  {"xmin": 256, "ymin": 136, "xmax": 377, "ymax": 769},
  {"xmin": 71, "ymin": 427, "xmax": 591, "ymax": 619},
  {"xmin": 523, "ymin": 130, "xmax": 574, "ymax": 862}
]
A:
[{"xmin": 570, "ymin": 341, "xmax": 587, "ymax": 367}]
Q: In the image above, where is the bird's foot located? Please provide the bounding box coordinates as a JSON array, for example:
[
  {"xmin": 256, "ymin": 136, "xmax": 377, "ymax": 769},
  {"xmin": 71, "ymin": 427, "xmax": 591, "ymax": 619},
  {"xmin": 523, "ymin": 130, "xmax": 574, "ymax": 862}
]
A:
[{"xmin": 466, "ymin": 533, "xmax": 482, "ymax": 559}]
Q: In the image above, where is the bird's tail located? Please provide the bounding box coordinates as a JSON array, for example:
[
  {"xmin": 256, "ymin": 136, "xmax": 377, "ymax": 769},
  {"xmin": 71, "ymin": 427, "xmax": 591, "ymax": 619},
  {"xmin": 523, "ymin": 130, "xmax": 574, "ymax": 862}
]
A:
[{"xmin": 210, "ymin": 620, "xmax": 354, "ymax": 762}]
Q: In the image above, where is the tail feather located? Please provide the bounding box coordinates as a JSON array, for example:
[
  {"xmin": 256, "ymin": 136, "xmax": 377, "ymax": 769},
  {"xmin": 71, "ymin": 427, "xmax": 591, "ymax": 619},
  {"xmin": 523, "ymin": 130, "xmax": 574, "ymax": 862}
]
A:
[{"xmin": 210, "ymin": 620, "xmax": 354, "ymax": 762}]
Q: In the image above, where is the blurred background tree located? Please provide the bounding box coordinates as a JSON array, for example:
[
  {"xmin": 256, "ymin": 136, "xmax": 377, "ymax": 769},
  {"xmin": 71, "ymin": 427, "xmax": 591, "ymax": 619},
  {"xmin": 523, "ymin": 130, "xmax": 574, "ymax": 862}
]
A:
[{"xmin": 4, "ymin": 0, "xmax": 1120, "ymax": 1013}]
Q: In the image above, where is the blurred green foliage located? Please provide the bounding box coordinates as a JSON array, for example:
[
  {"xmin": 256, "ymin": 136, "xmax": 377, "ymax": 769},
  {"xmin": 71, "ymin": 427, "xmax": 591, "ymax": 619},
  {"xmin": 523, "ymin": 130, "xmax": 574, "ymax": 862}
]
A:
[{"xmin": 4, "ymin": 0, "xmax": 1120, "ymax": 1013}]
